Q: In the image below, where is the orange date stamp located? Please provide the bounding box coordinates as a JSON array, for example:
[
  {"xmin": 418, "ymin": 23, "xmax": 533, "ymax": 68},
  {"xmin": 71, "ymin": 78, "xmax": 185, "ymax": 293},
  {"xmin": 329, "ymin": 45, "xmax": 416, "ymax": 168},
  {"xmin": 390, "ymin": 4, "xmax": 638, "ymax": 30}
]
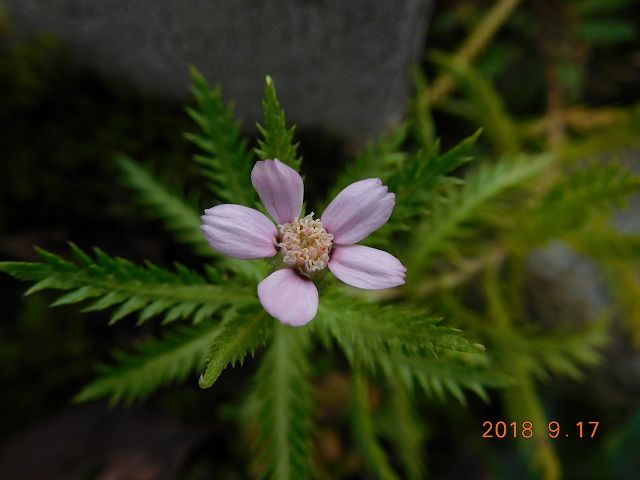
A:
[{"xmin": 482, "ymin": 420, "xmax": 599, "ymax": 439}]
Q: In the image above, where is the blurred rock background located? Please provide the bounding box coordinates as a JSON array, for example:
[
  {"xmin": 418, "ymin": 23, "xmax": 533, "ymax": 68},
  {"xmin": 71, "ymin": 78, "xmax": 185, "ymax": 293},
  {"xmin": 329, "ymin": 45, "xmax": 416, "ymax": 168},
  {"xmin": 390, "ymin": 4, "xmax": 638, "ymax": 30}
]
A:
[{"xmin": 4, "ymin": 0, "xmax": 433, "ymax": 140}]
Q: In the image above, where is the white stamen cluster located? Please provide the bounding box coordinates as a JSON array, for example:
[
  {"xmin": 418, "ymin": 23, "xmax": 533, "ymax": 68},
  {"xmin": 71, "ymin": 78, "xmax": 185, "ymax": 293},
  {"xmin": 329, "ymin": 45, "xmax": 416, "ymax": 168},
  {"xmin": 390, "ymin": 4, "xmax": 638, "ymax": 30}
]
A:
[{"xmin": 277, "ymin": 213, "xmax": 334, "ymax": 276}]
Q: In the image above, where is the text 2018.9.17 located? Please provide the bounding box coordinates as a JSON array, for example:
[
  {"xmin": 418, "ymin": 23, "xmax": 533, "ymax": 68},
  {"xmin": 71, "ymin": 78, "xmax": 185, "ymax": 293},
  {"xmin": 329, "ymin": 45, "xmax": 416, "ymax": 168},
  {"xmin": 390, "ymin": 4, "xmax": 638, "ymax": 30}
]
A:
[{"xmin": 482, "ymin": 421, "xmax": 599, "ymax": 439}]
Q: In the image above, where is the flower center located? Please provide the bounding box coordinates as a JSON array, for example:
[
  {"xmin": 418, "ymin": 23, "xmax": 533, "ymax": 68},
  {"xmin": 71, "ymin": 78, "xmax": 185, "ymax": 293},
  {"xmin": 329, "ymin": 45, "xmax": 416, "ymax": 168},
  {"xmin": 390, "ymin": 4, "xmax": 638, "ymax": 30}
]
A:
[{"xmin": 276, "ymin": 213, "xmax": 334, "ymax": 277}]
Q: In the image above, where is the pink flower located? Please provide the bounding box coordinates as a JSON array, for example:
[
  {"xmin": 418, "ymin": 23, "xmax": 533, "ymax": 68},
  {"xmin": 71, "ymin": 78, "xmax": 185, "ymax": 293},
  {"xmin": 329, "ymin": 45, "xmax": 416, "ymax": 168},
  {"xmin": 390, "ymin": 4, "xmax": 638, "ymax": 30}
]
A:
[{"xmin": 201, "ymin": 159, "xmax": 406, "ymax": 326}]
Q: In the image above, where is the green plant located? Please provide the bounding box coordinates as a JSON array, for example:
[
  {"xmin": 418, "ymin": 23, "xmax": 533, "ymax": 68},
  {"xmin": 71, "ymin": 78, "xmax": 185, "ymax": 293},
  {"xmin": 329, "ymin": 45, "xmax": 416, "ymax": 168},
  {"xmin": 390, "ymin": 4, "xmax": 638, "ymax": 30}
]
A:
[{"xmin": 1, "ymin": 71, "xmax": 508, "ymax": 478}]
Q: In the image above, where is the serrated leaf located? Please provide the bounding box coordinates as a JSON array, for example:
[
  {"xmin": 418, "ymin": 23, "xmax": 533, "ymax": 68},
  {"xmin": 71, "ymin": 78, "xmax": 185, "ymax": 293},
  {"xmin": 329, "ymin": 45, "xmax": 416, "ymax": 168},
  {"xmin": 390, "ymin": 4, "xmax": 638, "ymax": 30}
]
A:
[
  {"xmin": 408, "ymin": 154, "xmax": 552, "ymax": 273},
  {"xmin": 199, "ymin": 306, "xmax": 273, "ymax": 389},
  {"xmin": 0, "ymin": 246, "xmax": 255, "ymax": 325},
  {"xmin": 75, "ymin": 322, "xmax": 221, "ymax": 404},
  {"xmin": 251, "ymin": 324, "xmax": 314, "ymax": 479},
  {"xmin": 187, "ymin": 67, "xmax": 255, "ymax": 204},
  {"xmin": 115, "ymin": 154, "xmax": 212, "ymax": 257},
  {"xmin": 254, "ymin": 76, "xmax": 302, "ymax": 171}
]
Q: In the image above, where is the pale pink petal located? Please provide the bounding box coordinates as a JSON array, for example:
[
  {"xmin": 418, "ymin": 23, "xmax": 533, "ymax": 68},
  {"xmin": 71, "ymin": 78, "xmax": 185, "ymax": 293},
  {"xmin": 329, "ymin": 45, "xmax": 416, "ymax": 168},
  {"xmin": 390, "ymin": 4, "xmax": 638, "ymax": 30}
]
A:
[
  {"xmin": 257, "ymin": 268, "xmax": 319, "ymax": 326},
  {"xmin": 251, "ymin": 159, "xmax": 303, "ymax": 224},
  {"xmin": 201, "ymin": 204, "xmax": 277, "ymax": 259},
  {"xmin": 328, "ymin": 244, "xmax": 406, "ymax": 289},
  {"xmin": 321, "ymin": 178, "xmax": 395, "ymax": 244}
]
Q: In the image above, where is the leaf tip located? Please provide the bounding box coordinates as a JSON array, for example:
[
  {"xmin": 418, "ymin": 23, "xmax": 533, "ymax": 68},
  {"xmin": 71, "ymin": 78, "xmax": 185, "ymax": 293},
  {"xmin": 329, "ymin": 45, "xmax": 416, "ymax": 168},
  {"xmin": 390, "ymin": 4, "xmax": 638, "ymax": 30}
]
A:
[{"xmin": 198, "ymin": 373, "xmax": 212, "ymax": 389}]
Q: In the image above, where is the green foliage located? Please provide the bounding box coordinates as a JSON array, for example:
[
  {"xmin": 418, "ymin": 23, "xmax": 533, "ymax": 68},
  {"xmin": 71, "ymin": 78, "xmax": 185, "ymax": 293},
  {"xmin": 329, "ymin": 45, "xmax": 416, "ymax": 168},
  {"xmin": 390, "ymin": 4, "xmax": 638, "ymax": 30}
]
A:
[
  {"xmin": 3, "ymin": 56, "xmax": 636, "ymax": 479},
  {"xmin": 115, "ymin": 154, "xmax": 212, "ymax": 256},
  {"xmin": 0, "ymin": 244, "xmax": 255, "ymax": 325},
  {"xmin": 515, "ymin": 162, "xmax": 640, "ymax": 247},
  {"xmin": 574, "ymin": 0, "xmax": 637, "ymax": 46},
  {"xmin": 254, "ymin": 76, "xmax": 302, "ymax": 171},
  {"xmin": 388, "ymin": 379, "xmax": 426, "ymax": 480},
  {"xmin": 480, "ymin": 266, "xmax": 562, "ymax": 480},
  {"xmin": 251, "ymin": 325, "xmax": 314, "ymax": 480},
  {"xmin": 76, "ymin": 322, "xmax": 220, "ymax": 404},
  {"xmin": 524, "ymin": 319, "xmax": 609, "ymax": 381},
  {"xmin": 199, "ymin": 306, "xmax": 273, "ymax": 389},
  {"xmin": 314, "ymin": 289, "xmax": 506, "ymax": 402},
  {"xmin": 185, "ymin": 67, "xmax": 255, "ymax": 205},
  {"xmin": 377, "ymin": 129, "xmax": 479, "ymax": 241},
  {"xmin": 351, "ymin": 369, "xmax": 401, "ymax": 480},
  {"xmin": 408, "ymin": 154, "xmax": 552, "ymax": 273},
  {"xmin": 484, "ymin": 317, "xmax": 609, "ymax": 383},
  {"xmin": 599, "ymin": 260, "xmax": 640, "ymax": 347},
  {"xmin": 569, "ymin": 225, "xmax": 640, "ymax": 260},
  {"xmin": 430, "ymin": 51, "xmax": 520, "ymax": 154},
  {"xmin": 576, "ymin": 19, "xmax": 636, "ymax": 45},
  {"xmin": 325, "ymin": 123, "xmax": 409, "ymax": 205},
  {"xmin": 116, "ymin": 153, "xmax": 266, "ymax": 279},
  {"xmin": 412, "ymin": 68, "xmax": 436, "ymax": 149}
]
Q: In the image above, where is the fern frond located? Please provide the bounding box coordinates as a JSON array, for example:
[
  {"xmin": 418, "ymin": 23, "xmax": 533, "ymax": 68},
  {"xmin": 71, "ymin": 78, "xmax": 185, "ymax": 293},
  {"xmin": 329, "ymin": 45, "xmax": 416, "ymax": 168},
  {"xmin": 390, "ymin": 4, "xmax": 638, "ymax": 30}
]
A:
[
  {"xmin": 198, "ymin": 305, "xmax": 273, "ymax": 389},
  {"xmin": 515, "ymin": 162, "xmax": 640, "ymax": 247},
  {"xmin": 115, "ymin": 154, "xmax": 212, "ymax": 256},
  {"xmin": 315, "ymin": 290, "xmax": 482, "ymax": 359},
  {"xmin": 76, "ymin": 321, "xmax": 220, "ymax": 404},
  {"xmin": 185, "ymin": 67, "xmax": 255, "ymax": 204},
  {"xmin": 254, "ymin": 76, "xmax": 302, "ymax": 171},
  {"xmin": 408, "ymin": 154, "xmax": 552, "ymax": 273},
  {"xmin": 351, "ymin": 369, "xmax": 401, "ymax": 480},
  {"xmin": 252, "ymin": 324, "xmax": 314, "ymax": 480},
  {"xmin": 493, "ymin": 318, "xmax": 609, "ymax": 382},
  {"xmin": 379, "ymin": 130, "xmax": 480, "ymax": 240},
  {"xmin": 388, "ymin": 378, "xmax": 426, "ymax": 480},
  {"xmin": 0, "ymin": 245, "xmax": 255, "ymax": 325},
  {"xmin": 380, "ymin": 348, "xmax": 506, "ymax": 403},
  {"xmin": 314, "ymin": 290, "xmax": 505, "ymax": 402}
]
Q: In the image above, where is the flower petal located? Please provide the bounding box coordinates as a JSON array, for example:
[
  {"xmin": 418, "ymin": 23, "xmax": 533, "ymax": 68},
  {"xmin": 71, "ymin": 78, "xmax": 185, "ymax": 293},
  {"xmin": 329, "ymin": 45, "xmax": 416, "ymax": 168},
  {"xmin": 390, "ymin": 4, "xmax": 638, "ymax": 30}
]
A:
[
  {"xmin": 201, "ymin": 204, "xmax": 277, "ymax": 259},
  {"xmin": 257, "ymin": 268, "xmax": 319, "ymax": 326},
  {"xmin": 251, "ymin": 159, "xmax": 304, "ymax": 224},
  {"xmin": 321, "ymin": 178, "xmax": 395, "ymax": 244},
  {"xmin": 328, "ymin": 244, "xmax": 406, "ymax": 289}
]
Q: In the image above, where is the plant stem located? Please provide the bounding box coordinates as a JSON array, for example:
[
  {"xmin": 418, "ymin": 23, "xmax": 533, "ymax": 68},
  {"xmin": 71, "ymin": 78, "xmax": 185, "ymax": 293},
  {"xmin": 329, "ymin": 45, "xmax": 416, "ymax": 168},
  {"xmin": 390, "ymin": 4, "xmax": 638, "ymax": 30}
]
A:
[{"xmin": 430, "ymin": 0, "xmax": 523, "ymax": 105}]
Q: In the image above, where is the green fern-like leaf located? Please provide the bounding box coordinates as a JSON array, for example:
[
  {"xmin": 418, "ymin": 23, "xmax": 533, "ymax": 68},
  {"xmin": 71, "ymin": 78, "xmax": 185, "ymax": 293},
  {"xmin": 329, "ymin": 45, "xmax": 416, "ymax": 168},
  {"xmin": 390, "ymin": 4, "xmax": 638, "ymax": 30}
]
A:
[
  {"xmin": 115, "ymin": 154, "xmax": 212, "ymax": 256},
  {"xmin": 314, "ymin": 290, "xmax": 505, "ymax": 402},
  {"xmin": 408, "ymin": 154, "xmax": 552, "ymax": 274},
  {"xmin": 116, "ymin": 154, "xmax": 266, "ymax": 279},
  {"xmin": 351, "ymin": 369, "xmax": 401, "ymax": 480},
  {"xmin": 515, "ymin": 162, "xmax": 640, "ymax": 247},
  {"xmin": 527, "ymin": 319, "xmax": 609, "ymax": 381},
  {"xmin": 76, "ymin": 321, "xmax": 221, "ymax": 404},
  {"xmin": 0, "ymin": 245, "xmax": 255, "ymax": 325},
  {"xmin": 379, "ymin": 130, "xmax": 480, "ymax": 240},
  {"xmin": 254, "ymin": 76, "xmax": 302, "ymax": 171},
  {"xmin": 198, "ymin": 305, "xmax": 273, "ymax": 389},
  {"xmin": 252, "ymin": 324, "xmax": 314, "ymax": 480},
  {"xmin": 485, "ymin": 318, "xmax": 609, "ymax": 382},
  {"xmin": 185, "ymin": 67, "xmax": 255, "ymax": 205},
  {"xmin": 315, "ymin": 290, "xmax": 481, "ymax": 359},
  {"xmin": 388, "ymin": 378, "xmax": 426, "ymax": 480}
]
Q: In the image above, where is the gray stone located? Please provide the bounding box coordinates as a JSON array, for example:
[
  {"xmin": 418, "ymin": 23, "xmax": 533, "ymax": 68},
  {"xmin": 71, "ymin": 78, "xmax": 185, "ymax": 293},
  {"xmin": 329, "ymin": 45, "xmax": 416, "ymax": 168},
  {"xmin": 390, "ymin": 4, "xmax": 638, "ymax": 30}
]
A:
[{"xmin": 4, "ymin": 0, "xmax": 433, "ymax": 140}]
